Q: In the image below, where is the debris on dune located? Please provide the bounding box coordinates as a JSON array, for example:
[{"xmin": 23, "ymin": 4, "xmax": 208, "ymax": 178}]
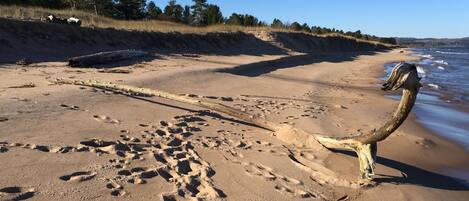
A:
[
  {"xmin": 68, "ymin": 49, "xmax": 148, "ymax": 67},
  {"xmin": 8, "ymin": 82, "xmax": 36, "ymax": 88},
  {"xmin": 333, "ymin": 104, "xmax": 348, "ymax": 109},
  {"xmin": 97, "ymin": 69, "xmax": 132, "ymax": 74}
]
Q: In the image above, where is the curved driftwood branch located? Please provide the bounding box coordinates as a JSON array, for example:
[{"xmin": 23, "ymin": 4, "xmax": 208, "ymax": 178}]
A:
[
  {"xmin": 54, "ymin": 62, "xmax": 421, "ymax": 180},
  {"xmin": 315, "ymin": 62, "xmax": 421, "ymax": 178},
  {"xmin": 68, "ymin": 49, "xmax": 148, "ymax": 67}
]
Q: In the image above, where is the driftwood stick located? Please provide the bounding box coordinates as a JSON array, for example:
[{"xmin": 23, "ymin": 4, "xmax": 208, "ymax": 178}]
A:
[
  {"xmin": 54, "ymin": 62, "xmax": 421, "ymax": 180},
  {"xmin": 314, "ymin": 63, "xmax": 421, "ymax": 178},
  {"xmin": 68, "ymin": 49, "xmax": 148, "ymax": 67}
]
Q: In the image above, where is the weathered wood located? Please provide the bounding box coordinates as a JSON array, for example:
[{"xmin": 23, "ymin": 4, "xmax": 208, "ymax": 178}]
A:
[
  {"xmin": 314, "ymin": 63, "xmax": 421, "ymax": 178},
  {"xmin": 55, "ymin": 62, "xmax": 421, "ymax": 180},
  {"xmin": 68, "ymin": 50, "xmax": 148, "ymax": 67}
]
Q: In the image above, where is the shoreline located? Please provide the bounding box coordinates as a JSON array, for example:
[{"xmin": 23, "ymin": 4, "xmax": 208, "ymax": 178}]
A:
[{"xmin": 379, "ymin": 49, "xmax": 469, "ymax": 181}]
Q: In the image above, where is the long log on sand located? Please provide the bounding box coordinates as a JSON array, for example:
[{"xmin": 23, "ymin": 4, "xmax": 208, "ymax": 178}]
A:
[
  {"xmin": 68, "ymin": 49, "xmax": 148, "ymax": 67},
  {"xmin": 55, "ymin": 62, "xmax": 421, "ymax": 181}
]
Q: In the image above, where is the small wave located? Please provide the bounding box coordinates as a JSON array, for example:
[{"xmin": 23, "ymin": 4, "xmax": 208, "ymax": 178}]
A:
[
  {"xmin": 434, "ymin": 60, "xmax": 449, "ymax": 65},
  {"xmin": 428, "ymin": 83, "xmax": 440, "ymax": 89},
  {"xmin": 417, "ymin": 54, "xmax": 434, "ymax": 59},
  {"xmin": 436, "ymin": 51, "xmax": 469, "ymax": 55},
  {"xmin": 416, "ymin": 66, "xmax": 426, "ymax": 77},
  {"xmin": 419, "ymin": 59, "xmax": 433, "ymax": 65},
  {"xmin": 437, "ymin": 66, "xmax": 445, "ymax": 70}
]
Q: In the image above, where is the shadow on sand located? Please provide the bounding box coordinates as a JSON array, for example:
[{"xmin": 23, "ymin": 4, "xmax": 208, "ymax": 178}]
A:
[
  {"xmin": 334, "ymin": 150, "xmax": 469, "ymax": 191},
  {"xmin": 215, "ymin": 51, "xmax": 378, "ymax": 77}
]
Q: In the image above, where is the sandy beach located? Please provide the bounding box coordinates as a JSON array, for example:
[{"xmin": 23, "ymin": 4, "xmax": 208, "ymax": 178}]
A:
[{"xmin": 1, "ymin": 44, "xmax": 468, "ymax": 201}]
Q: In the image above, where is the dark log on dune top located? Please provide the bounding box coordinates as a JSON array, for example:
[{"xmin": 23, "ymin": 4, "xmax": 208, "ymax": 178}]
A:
[{"xmin": 68, "ymin": 50, "xmax": 148, "ymax": 67}]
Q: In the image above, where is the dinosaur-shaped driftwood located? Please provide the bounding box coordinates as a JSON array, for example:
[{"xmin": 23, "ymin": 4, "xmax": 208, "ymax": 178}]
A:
[{"xmin": 55, "ymin": 62, "xmax": 421, "ymax": 181}]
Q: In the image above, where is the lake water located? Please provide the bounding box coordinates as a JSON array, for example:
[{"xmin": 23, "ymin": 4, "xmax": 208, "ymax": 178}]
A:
[{"xmin": 384, "ymin": 47, "xmax": 469, "ymax": 151}]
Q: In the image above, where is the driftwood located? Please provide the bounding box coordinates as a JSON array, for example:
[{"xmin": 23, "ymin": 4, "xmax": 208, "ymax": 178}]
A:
[
  {"xmin": 68, "ymin": 50, "xmax": 148, "ymax": 67},
  {"xmin": 55, "ymin": 62, "xmax": 421, "ymax": 180},
  {"xmin": 45, "ymin": 15, "xmax": 81, "ymax": 26}
]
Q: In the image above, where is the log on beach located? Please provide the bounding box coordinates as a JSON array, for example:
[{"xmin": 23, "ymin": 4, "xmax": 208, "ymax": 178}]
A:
[{"xmin": 68, "ymin": 49, "xmax": 148, "ymax": 67}]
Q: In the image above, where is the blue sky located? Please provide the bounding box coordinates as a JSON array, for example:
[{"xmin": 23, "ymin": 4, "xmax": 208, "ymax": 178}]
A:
[{"xmin": 151, "ymin": 0, "xmax": 469, "ymax": 38}]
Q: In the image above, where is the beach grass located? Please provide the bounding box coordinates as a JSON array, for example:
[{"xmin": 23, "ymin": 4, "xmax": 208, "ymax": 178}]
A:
[{"xmin": 0, "ymin": 5, "xmax": 393, "ymax": 47}]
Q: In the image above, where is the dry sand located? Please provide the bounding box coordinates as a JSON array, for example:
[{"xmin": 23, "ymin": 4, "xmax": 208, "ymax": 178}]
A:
[{"xmin": 1, "ymin": 49, "xmax": 468, "ymax": 201}]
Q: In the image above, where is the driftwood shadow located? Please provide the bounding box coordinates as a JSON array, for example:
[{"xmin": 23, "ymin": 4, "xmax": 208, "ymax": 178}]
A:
[
  {"xmin": 334, "ymin": 150, "xmax": 469, "ymax": 191},
  {"xmin": 121, "ymin": 94, "xmax": 265, "ymax": 129}
]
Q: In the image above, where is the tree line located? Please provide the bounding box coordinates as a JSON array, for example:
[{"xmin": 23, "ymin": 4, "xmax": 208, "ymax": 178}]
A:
[{"xmin": 0, "ymin": 0, "xmax": 397, "ymax": 44}]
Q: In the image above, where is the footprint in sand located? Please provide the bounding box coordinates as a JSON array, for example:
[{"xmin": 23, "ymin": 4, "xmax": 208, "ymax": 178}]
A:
[
  {"xmin": 60, "ymin": 104, "xmax": 80, "ymax": 110},
  {"xmin": 0, "ymin": 186, "xmax": 35, "ymax": 201},
  {"xmin": 4, "ymin": 112, "xmax": 222, "ymax": 200},
  {"xmin": 59, "ymin": 171, "xmax": 97, "ymax": 182},
  {"xmin": 241, "ymin": 162, "xmax": 317, "ymax": 198},
  {"xmin": 285, "ymin": 116, "xmax": 299, "ymax": 120},
  {"xmin": 106, "ymin": 182, "xmax": 126, "ymax": 197},
  {"xmin": 93, "ymin": 115, "xmax": 120, "ymax": 124},
  {"xmin": 0, "ymin": 117, "xmax": 8, "ymax": 122}
]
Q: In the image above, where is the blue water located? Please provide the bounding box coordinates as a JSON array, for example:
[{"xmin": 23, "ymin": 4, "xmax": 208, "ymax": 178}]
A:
[{"xmin": 384, "ymin": 47, "xmax": 469, "ymax": 151}]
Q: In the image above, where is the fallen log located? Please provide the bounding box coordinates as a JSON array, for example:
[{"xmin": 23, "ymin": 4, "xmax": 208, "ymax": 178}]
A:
[
  {"xmin": 68, "ymin": 49, "xmax": 148, "ymax": 67},
  {"xmin": 54, "ymin": 62, "xmax": 421, "ymax": 181}
]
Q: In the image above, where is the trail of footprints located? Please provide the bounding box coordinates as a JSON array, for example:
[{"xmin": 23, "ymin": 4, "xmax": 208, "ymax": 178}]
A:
[
  {"xmin": 1, "ymin": 112, "xmax": 224, "ymax": 200},
  {"xmin": 0, "ymin": 96, "xmax": 332, "ymax": 200},
  {"xmin": 192, "ymin": 129, "xmax": 325, "ymax": 199},
  {"xmin": 0, "ymin": 186, "xmax": 35, "ymax": 201}
]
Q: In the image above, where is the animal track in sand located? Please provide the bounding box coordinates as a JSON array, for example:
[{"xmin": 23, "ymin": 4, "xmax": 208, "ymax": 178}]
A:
[
  {"xmin": 92, "ymin": 115, "xmax": 120, "ymax": 124},
  {"xmin": 0, "ymin": 186, "xmax": 35, "ymax": 201}
]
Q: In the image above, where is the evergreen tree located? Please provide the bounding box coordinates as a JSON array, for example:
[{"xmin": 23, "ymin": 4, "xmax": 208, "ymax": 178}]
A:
[
  {"xmin": 301, "ymin": 23, "xmax": 311, "ymax": 32},
  {"xmin": 290, "ymin": 22, "xmax": 302, "ymax": 31},
  {"xmin": 191, "ymin": 0, "xmax": 208, "ymax": 26},
  {"xmin": 182, "ymin": 5, "xmax": 191, "ymax": 24},
  {"xmin": 146, "ymin": 1, "xmax": 162, "ymax": 19},
  {"xmin": 204, "ymin": 4, "xmax": 223, "ymax": 25},
  {"xmin": 271, "ymin": 18, "xmax": 283, "ymax": 29},
  {"xmin": 164, "ymin": 0, "xmax": 183, "ymax": 22},
  {"xmin": 226, "ymin": 13, "xmax": 243, "ymax": 25},
  {"xmin": 242, "ymin": 14, "xmax": 258, "ymax": 26},
  {"xmin": 115, "ymin": 0, "xmax": 147, "ymax": 20}
]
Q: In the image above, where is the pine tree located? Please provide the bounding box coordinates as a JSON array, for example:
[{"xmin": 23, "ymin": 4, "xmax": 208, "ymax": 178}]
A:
[
  {"xmin": 271, "ymin": 18, "xmax": 283, "ymax": 29},
  {"xmin": 290, "ymin": 22, "xmax": 302, "ymax": 31},
  {"xmin": 204, "ymin": 4, "xmax": 223, "ymax": 25},
  {"xmin": 147, "ymin": 1, "xmax": 162, "ymax": 19},
  {"xmin": 301, "ymin": 23, "xmax": 311, "ymax": 32},
  {"xmin": 191, "ymin": 0, "xmax": 208, "ymax": 26},
  {"xmin": 164, "ymin": 0, "xmax": 183, "ymax": 22},
  {"xmin": 182, "ymin": 5, "xmax": 191, "ymax": 24},
  {"xmin": 243, "ymin": 14, "xmax": 258, "ymax": 26},
  {"xmin": 226, "ymin": 13, "xmax": 243, "ymax": 25},
  {"xmin": 115, "ymin": 0, "xmax": 147, "ymax": 20}
]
